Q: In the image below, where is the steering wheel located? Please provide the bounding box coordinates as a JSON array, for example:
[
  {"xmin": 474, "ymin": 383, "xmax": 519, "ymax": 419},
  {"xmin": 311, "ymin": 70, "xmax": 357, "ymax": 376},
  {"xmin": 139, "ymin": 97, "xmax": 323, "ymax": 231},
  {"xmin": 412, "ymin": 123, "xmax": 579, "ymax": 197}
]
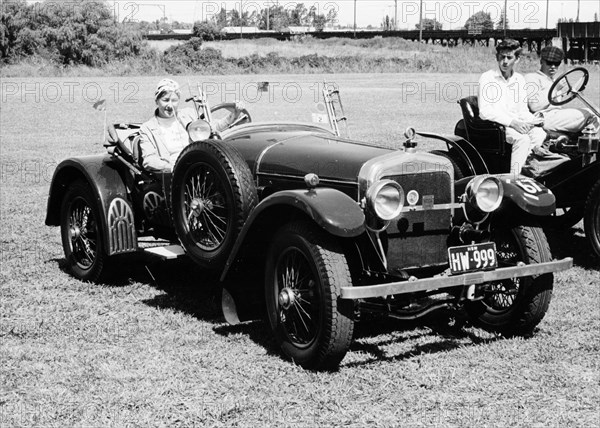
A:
[
  {"xmin": 548, "ymin": 67, "xmax": 589, "ymax": 106},
  {"xmin": 207, "ymin": 103, "xmax": 252, "ymax": 128}
]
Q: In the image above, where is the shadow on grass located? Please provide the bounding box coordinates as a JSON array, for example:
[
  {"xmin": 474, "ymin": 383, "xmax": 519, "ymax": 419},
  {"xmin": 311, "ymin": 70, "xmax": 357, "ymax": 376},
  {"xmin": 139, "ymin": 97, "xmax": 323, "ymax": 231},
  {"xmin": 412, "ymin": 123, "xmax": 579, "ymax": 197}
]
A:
[
  {"xmin": 343, "ymin": 310, "xmax": 502, "ymax": 368},
  {"xmin": 126, "ymin": 254, "xmax": 496, "ymax": 367},
  {"xmin": 544, "ymin": 225, "xmax": 599, "ymax": 270},
  {"xmin": 136, "ymin": 257, "xmax": 226, "ymax": 322},
  {"xmin": 51, "ymin": 253, "xmax": 532, "ymax": 370},
  {"xmin": 54, "ymin": 253, "xmax": 225, "ymax": 320},
  {"xmin": 138, "ymin": 260, "xmax": 282, "ymax": 357},
  {"xmin": 52, "ymin": 252, "xmax": 278, "ymax": 351}
]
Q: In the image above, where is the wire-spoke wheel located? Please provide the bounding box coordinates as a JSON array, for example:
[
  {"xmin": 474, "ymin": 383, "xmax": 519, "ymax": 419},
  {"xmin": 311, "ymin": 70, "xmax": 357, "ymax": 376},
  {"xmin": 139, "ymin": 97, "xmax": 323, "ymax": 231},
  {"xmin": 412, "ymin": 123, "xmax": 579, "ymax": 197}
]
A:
[
  {"xmin": 584, "ymin": 178, "xmax": 600, "ymax": 257},
  {"xmin": 466, "ymin": 225, "xmax": 554, "ymax": 336},
  {"xmin": 60, "ymin": 181, "xmax": 106, "ymax": 282},
  {"xmin": 265, "ymin": 221, "xmax": 354, "ymax": 370},
  {"xmin": 276, "ymin": 247, "xmax": 320, "ymax": 347},
  {"xmin": 172, "ymin": 140, "xmax": 257, "ymax": 269},
  {"xmin": 183, "ymin": 163, "xmax": 229, "ymax": 250}
]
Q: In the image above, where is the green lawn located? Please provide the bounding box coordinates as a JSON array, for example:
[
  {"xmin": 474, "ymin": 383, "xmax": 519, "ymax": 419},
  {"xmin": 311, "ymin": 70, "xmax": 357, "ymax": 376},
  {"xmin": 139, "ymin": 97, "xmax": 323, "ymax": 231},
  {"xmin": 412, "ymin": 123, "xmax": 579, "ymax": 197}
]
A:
[{"xmin": 1, "ymin": 72, "xmax": 599, "ymax": 427}]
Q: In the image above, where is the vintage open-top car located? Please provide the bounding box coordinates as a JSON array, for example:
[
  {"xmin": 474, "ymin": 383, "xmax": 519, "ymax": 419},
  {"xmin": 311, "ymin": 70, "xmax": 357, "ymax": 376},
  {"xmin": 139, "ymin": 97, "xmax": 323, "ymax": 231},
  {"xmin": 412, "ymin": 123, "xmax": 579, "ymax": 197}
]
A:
[
  {"xmin": 46, "ymin": 83, "xmax": 572, "ymax": 369},
  {"xmin": 450, "ymin": 67, "xmax": 600, "ymax": 257}
]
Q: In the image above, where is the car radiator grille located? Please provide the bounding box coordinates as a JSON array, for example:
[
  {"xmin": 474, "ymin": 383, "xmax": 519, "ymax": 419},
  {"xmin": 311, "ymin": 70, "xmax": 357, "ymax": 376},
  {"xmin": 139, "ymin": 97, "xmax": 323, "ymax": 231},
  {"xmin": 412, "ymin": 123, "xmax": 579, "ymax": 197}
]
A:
[{"xmin": 384, "ymin": 172, "xmax": 452, "ymax": 269}]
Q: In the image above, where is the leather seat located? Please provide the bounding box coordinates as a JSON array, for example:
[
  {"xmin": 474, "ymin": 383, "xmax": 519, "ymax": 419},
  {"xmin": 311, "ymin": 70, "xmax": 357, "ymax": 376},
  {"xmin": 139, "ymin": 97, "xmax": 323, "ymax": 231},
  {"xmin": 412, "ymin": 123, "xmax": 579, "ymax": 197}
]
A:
[
  {"xmin": 106, "ymin": 124, "xmax": 146, "ymax": 173},
  {"xmin": 123, "ymin": 134, "xmax": 142, "ymax": 167},
  {"xmin": 459, "ymin": 96, "xmax": 509, "ymax": 156},
  {"xmin": 458, "ymin": 96, "xmax": 511, "ymax": 173}
]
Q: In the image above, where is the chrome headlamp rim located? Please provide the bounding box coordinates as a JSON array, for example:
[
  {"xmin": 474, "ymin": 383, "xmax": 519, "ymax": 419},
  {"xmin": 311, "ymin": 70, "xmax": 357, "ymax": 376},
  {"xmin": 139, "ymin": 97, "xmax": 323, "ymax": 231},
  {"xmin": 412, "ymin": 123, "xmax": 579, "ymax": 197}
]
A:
[
  {"xmin": 466, "ymin": 175, "xmax": 504, "ymax": 213},
  {"xmin": 366, "ymin": 179, "xmax": 405, "ymax": 221},
  {"xmin": 187, "ymin": 119, "xmax": 212, "ymax": 142}
]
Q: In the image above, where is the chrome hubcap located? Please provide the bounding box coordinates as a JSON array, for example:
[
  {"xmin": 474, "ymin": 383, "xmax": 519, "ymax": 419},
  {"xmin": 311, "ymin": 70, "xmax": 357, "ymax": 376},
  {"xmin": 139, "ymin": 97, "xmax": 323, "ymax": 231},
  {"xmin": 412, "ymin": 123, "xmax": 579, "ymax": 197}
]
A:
[
  {"xmin": 190, "ymin": 198, "xmax": 205, "ymax": 217},
  {"xmin": 278, "ymin": 288, "xmax": 297, "ymax": 310},
  {"xmin": 70, "ymin": 225, "xmax": 81, "ymax": 241}
]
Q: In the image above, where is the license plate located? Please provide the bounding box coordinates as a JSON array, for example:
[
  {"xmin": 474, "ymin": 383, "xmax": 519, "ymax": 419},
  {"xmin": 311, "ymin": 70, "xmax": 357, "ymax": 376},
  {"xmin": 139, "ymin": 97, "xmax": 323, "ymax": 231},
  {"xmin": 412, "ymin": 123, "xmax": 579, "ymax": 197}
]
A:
[{"xmin": 448, "ymin": 242, "xmax": 497, "ymax": 275}]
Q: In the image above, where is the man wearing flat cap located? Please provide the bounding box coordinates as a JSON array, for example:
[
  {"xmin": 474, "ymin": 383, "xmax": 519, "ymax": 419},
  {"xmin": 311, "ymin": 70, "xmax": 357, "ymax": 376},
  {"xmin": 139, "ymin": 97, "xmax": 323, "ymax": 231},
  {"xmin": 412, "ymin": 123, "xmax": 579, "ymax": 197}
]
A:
[{"xmin": 526, "ymin": 46, "xmax": 598, "ymax": 134}]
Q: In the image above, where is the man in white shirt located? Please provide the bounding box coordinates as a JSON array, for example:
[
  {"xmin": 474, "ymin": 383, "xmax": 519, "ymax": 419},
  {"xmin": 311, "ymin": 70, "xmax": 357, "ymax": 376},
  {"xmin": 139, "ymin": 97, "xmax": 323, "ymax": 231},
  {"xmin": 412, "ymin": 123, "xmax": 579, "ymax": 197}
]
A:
[
  {"xmin": 478, "ymin": 39, "xmax": 546, "ymax": 176},
  {"xmin": 525, "ymin": 46, "xmax": 598, "ymax": 134}
]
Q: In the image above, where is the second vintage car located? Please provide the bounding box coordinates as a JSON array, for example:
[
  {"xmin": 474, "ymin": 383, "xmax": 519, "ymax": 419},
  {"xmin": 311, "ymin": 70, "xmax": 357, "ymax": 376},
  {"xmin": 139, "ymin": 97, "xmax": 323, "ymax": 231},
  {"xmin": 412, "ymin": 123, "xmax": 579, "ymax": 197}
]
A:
[
  {"xmin": 45, "ymin": 84, "xmax": 572, "ymax": 369},
  {"xmin": 451, "ymin": 67, "xmax": 600, "ymax": 257}
]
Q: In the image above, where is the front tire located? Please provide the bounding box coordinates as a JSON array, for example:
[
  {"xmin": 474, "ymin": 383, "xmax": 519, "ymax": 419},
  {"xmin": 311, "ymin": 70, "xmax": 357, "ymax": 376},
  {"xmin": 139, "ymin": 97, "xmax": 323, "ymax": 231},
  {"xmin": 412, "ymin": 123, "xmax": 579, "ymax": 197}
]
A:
[
  {"xmin": 584, "ymin": 179, "xmax": 600, "ymax": 257},
  {"xmin": 467, "ymin": 225, "xmax": 554, "ymax": 336},
  {"xmin": 265, "ymin": 221, "xmax": 354, "ymax": 370},
  {"xmin": 60, "ymin": 181, "xmax": 107, "ymax": 282}
]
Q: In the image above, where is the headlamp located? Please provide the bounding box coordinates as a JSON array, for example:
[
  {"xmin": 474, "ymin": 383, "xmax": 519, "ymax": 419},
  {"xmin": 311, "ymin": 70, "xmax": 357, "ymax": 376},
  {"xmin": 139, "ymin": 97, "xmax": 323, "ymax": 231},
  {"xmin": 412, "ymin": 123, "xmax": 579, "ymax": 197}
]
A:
[
  {"xmin": 188, "ymin": 119, "xmax": 212, "ymax": 142},
  {"xmin": 466, "ymin": 176, "xmax": 503, "ymax": 212},
  {"xmin": 366, "ymin": 180, "xmax": 405, "ymax": 221}
]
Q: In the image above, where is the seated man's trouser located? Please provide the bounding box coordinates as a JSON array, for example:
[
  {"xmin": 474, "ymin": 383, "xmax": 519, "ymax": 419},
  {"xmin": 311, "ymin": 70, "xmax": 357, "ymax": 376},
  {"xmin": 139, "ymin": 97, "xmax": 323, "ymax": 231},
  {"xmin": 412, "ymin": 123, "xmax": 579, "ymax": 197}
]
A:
[
  {"xmin": 542, "ymin": 108, "xmax": 599, "ymax": 133},
  {"xmin": 505, "ymin": 126, "xmax": 546, "ymax": 176}
]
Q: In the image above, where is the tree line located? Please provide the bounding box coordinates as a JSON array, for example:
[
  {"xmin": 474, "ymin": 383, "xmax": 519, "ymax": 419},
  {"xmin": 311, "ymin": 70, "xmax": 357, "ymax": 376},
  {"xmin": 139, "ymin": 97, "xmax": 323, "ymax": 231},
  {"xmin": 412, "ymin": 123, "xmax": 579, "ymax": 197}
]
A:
[
  {"xmin": 0, "ymin": 0, "xmax": 146, "ymax": 66},
  {"xmin": 0, "ymin": 0, "xmax": 339, "ymax": 65},
  {"xmin": 413, "ymin": 10, "xmax": 510, "ymax": 32},
  {"xmin": 1, "ymin": 0, "xmax": 526, "ymax": 68},
  {"xmin": 198, "ymin": 4, "xmax": 338, "ymax": 32}
]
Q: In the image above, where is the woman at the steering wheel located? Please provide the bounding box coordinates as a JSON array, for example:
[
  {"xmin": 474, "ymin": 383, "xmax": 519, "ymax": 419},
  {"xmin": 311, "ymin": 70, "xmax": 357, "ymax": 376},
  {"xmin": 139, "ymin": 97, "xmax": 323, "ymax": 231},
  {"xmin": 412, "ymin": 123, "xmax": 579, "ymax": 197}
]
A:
[{"xmin": 139, "ymin": 78, "xmax": 246, "ymax": 172}]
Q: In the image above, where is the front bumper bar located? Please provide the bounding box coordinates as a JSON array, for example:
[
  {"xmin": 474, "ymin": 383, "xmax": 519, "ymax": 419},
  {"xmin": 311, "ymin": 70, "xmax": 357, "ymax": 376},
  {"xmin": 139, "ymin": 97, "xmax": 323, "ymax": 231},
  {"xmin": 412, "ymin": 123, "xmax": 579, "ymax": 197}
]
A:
[{"xmin": 340, "ymin": 258, "xmax": 573, "ymax": 299}]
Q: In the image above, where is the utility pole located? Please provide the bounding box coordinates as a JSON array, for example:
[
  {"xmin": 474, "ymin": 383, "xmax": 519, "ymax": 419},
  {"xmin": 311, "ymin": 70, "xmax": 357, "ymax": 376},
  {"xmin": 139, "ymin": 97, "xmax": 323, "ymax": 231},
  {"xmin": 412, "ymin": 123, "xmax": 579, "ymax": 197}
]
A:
[
  {"xmin": 546, "ymin": 0, "xmax": 549, "ymax": 28},
  {"xmin": 353, "ymin": 0, "xmax": 357, "ymax": 38},
  {"xmin": 576, "ymin": 0, "xmax": 580, "ymax": 22},
  {"xmin": 394, "ymin": 0, "xmax": 397, "ymax": 31},
  {"xmin": 504, "ymin": 0, "xmax": 507, "ymax": 37},
  {"xmin": 419, "ymin": 0, "xmax": 423, "ymax": 42}
]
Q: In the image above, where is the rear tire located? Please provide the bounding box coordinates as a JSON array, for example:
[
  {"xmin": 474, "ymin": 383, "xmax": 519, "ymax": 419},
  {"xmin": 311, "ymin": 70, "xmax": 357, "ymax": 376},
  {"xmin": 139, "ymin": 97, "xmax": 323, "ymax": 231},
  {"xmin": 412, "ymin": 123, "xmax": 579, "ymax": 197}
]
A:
[
  {"xmin": 584, "ymin": 179, "xmax": 600, "ymax": 257},
  {"xmin": 60, "ymin": 181, "xmax": 107, "ymax": 282},
  {"xmin": 467, "ymin": 226, "xmax": 554, "ymax": 336},
  {"xmin": 265, "ymin": 221, "xmax": 354, "ymax": 370}
]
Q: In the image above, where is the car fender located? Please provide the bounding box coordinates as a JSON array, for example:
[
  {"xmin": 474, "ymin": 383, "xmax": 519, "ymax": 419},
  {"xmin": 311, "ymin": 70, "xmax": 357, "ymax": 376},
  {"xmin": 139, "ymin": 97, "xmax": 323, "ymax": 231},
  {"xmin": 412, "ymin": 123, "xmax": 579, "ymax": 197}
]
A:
[
  {"xmin": 455, "ymin": 174, "xmax": 556, "ymax": 216},
  {"xmin": 418, "ymin": 131, "xmax": 489, "ymax": 176},
  {"xmin": 220, "ymin": 188, "xmax": 365, "ymax": 280},
  {"xmin": 543, "ymin": 160, "xmax": 600, "ymax": 205},
  {"xmin": 45, "ymin": 155, "xmax": 138, "ymax": 255}
]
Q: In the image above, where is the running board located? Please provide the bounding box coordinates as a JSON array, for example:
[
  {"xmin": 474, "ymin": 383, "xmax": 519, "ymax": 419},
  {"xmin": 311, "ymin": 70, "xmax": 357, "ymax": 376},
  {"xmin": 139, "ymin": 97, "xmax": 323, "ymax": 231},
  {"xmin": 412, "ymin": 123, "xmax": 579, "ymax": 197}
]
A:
[{"xmin": 144, "ymin": 245, "xmax": 186, "ymax": 260}]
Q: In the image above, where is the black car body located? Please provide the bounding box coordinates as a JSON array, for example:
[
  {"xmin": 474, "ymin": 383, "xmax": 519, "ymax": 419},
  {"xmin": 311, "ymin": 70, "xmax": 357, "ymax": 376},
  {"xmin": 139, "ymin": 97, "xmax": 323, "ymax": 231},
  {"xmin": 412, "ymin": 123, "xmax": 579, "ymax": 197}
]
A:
[{"xmin": 45, "ymin": 88, "xmax": 572, "ymax": 369}]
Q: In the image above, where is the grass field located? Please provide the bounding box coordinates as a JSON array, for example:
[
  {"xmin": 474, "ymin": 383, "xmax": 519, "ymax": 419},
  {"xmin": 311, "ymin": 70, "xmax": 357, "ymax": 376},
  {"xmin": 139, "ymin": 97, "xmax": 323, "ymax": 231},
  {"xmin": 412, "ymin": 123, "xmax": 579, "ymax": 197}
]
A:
[{"xmin": 1, "ymin": 72, "xmax": 599, "ymax": 427}]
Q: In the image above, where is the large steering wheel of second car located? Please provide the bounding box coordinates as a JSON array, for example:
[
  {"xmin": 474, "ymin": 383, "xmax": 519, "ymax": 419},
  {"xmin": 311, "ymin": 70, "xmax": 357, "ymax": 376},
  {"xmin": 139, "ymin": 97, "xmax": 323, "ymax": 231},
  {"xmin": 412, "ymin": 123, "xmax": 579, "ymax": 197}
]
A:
[{"xmin": 548, "ymin": 67, "xmax": 589, "ymax": 106}]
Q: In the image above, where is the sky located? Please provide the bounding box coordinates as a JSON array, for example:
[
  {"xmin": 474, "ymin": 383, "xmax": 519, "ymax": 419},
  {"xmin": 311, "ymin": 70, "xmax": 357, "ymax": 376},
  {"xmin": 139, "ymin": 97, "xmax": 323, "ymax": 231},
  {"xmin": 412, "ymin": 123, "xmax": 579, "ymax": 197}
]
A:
[{"xmin": 107, "ymin": 0, "xmax": 600, "ymax": 29}]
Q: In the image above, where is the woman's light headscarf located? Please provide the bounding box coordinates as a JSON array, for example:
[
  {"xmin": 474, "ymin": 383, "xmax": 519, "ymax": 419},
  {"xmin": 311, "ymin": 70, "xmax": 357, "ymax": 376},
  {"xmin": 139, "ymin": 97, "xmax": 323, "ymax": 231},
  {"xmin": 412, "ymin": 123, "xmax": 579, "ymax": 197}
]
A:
[{"xmin": 154, "ymin": 78, "xmax": 181, "ymax": 100}]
